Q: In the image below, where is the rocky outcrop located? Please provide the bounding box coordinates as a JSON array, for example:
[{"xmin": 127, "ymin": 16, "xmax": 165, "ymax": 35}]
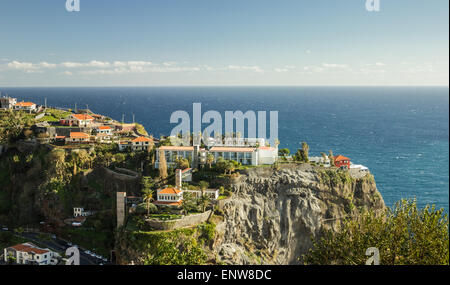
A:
[{"xmin": 213, "ymin": 165, "xmax": 385, "ymax": 265}]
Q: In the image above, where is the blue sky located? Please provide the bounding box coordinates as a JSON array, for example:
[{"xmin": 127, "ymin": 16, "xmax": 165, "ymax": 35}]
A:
[{"xmin": 0, "ymin": 0, "xmax": 448, "ymax": 86}]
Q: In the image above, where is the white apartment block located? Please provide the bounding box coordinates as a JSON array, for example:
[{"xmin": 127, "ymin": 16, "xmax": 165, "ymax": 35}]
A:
[{"xmin": 4, "ymin": 243, "xmax": 59, "ymax": 265}]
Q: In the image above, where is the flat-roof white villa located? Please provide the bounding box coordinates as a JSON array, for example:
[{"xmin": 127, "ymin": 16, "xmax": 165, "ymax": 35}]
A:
[
  {"xmin": 0, "ymin": 95, "xmax": 17, "ymax": 109},
  {"xmin": 155, "ymin": 142, "xmax": 278, "ymax": 169}
]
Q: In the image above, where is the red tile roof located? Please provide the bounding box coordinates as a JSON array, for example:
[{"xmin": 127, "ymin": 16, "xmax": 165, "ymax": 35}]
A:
[
  {"xmin": 98, "ymin": 126, "xmax": 111, "ymax": 130},
  {"xmin": 8, "ymin": 243, "xmax": 49, "ymax": 255},
  {"xmin": 72, "ymin": 114, "xmax": 94, "ymax": 121},
  {"xmin": 334, "ymin": 155, "xmax": 350, "ymax": 162},
  {"xmin": 158, "ymin": 187, "xmax": 182, "ymax": 194},
  {"xmin": 15, "ymin": 102, "xmax": 35, "ymax": 107},
  {"xmin": 132, "ymin": 136, "xmax": 152, "ymax": 143},
  {"xmin": 69, "ymin": 132, "xmax": 90, "ymax": 139},
  {"xmin": 181, "ymin": 168, "xmax": 192, "ymax": 173}
]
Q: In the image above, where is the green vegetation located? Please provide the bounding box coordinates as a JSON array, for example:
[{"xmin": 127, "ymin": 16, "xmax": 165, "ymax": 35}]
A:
[
  {"xmin": 118, "ymin": 222, "xmax": 216, "ymax": 265},
  {"xmin": 318, "ymin": 169, "xmax": 354, "ymax": 187},
  {"xmin": 0, "ymin": 231, "xmax": 28, "ymax": 250},
  {"xmin": 135, "ymin": 123, "xmax": 148, "ymax": 136},
  {"xmin": 303, "ymin": 199, "xmax": 449, "ymax": 265}
]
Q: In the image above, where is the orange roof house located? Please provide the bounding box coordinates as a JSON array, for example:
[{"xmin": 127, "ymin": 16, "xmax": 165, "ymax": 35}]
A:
[
  {"xmin": 154, "ymin": 187, "xmax": 183, "ymax": 207},
  {"xmin": 72, "ymin": 114, "xmax": 94, "ymax": 121},
  {"xmin": 334, "ymin": 155, "xmax": 351, "ymax": 170},
  {"xmin": 158, "ymin": 187, "xmax": 182, "ymax": 195},
  {"xmin": 15, "ymin": 102, "xmax": 35, "ymax": 107},
  {"xmin": 67, "ymin": 132, "xmax": 90, "ymax": 141},
  {"xmin": 132, "ymin": 136, "xmax": 152, "ymax": 143}
]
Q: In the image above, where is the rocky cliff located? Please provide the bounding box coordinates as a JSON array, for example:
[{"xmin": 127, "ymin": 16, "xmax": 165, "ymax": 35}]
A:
[
  {"xmin": 213, "ymin": 164, "xmax": 385, "ymax": 265},
  {"xmin": 115, "ymin": 164, "xmax": 385, "ymax": 265}
]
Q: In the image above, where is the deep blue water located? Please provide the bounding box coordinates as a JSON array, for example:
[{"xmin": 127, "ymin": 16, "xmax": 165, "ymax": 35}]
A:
[{"xmin": 1, "ymin": 86, "xmax": 448, "ymax": 212}]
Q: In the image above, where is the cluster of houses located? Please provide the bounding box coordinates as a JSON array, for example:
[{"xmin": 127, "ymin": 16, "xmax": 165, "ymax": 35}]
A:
[{"xmin": 3, "ymin": 242, "xmax": 60, "ymax": 265}]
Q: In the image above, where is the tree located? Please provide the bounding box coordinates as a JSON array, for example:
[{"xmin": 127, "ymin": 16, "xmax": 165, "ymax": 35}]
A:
[
  {"xmin": 175, "ymin": 157, "xmax": 190, "ymax": 170},
  {"xmin": 198, "ymin": 181, "xmax": 209, "ymax": 191},
  {"xmin": 142, "ymin": 189, "xmax": 155, "ymax": 216},
  {"xmin": 301, "ymin": 142, "xmax": 309, "ymax": 162},
  {"xmin": 206, "ymin": 153, "xmax": 215, "ymax": 169},
  {"xmin": 198, "ymin": 193, "xmax": 210, "ymax": 213},
  {"xmin": 279, "ymin": 148, "xmax": 290, "ymax": 157},
  {"xmin": 141, "ymin": 176, "xmax": 155, "ymax": 215},
  {"xmin": 181, "ymin": 192, "xmax": 196, "ymax": 216},
  {"xmin": 114, "ymin": 153, "xmax": 126, "ymax": 167},
  {"xmin": 328, "ymin": 150, "xmax": 335, "ymax": 167},
  {"xmin": 158, "ymin": 150, "xmax": 168, "ymax": 181},
  {"xmin": 303, "ymin": 199, "xmax": 449, "ymax": 265}
]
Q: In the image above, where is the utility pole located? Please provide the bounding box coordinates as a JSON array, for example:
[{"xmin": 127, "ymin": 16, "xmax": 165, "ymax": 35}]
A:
[
  {"xmin": 122, "ymin": 114, "xmax": 125, "ymax": 124},
  {"xmin": 75, "ymin": 103, "xmax": 78, "ymax": 113},
  {"xmin": 44, "ymin": 97, "xmax": 47, "ymax": 109},
  {"xmin": 132, "ymin": 113, "xmax": 135, "ymax": 124}
]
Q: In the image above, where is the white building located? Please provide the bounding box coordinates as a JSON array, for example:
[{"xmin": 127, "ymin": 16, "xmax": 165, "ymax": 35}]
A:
[
  {"xmin": 155, "ymin": 143, "xmax": 278, "ymax": 169},
  {"xmin": 350, "ymin": 164, "xmax": 369, "ymax": 172},
  {"xmin": 14, "ymin": 101, "xmax": 37, "ymax": 112},
  {"xmin": 209, "ymin": 146, "xmax": 258, "ymax": 166},
  {"xmin": 61, "ymin": 114, "xmax": 94, "ymax": 127},
  {"xmin": 73, "ymin": 207, "xmax": 93, "ymax": 217},
  {"xmin": 131, "ymin": 136, "xmax": 153, "ymax": 152},
  {"xmin": 65, "ymin": 132, "xmax": 90, "ymax": 143},
  {"xmin": 154, "ymin": 187, "xmax": 183, "ymax": 207},
  {"xmin": 0, "ymin": 95, "xmax": 17, "ymax": 109},
  {"xmin": 257, "ymin": 146, "xmax": 278, "ymax": 165},
  {"xmin": 155, "ymin": 146, "xmax": 197, "ymax": 168},
  {"xmin": 118, "ymin": 141, "xmax": 132, "ymax": 151},
  {"xmin": 309, "ymin": 155, "xmax": 331, "ymax": 167},
  {"xmin": 3, "ymin": 243, "xmax": 60, "ymax": 265},
  {"xmin": 96, "ymin": 125, "xmax": 113, "ymax": 135}
]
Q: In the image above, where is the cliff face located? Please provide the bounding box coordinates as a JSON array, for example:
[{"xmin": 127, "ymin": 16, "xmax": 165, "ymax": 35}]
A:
[{"xmin": 213, "ymin": 165, "xmax": 385, "ymax": 265}]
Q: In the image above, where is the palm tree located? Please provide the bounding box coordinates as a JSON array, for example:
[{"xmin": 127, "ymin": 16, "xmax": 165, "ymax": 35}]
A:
[
  {"xmin": 142, "ymin": 189, "xmax": 154, "ymax": 216},
  {"xmin": 199, "ymin": 193, "xmax": 210, "ymax": 212},
  {"xmin": 206, "ymin": 153, "xmax": 214, "ymax": 169}
]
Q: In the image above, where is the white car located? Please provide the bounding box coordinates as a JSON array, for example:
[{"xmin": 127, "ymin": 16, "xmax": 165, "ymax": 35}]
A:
[
  {"xmin": 1, "ymin": 227, "xmax": 8, "ymax": 231},
  {"xmin": 85, "ymin": 250, "xmax": 91, "ymax": 255},
  {"xmin": 102, "ymin": 258, "xmax": 107, "ymax": 262}
]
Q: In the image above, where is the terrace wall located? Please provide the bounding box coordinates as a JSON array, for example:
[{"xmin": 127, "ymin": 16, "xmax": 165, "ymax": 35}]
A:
[{"xmin": 145, "ymin": 210, "xmax": 212, "ymax": 231}]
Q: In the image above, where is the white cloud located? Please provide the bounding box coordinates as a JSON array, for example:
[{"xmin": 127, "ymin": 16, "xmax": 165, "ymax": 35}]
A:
[
  {"xmin": 227, "ymin": 65, "xmax": 264, "ymax": 73},
  {"xmin": 274, "ymin": 65, "xmax": 296, "ymax": 73}
]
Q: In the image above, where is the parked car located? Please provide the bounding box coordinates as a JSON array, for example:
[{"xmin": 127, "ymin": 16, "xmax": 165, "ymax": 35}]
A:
[
  {"xmin": 1, "ymin": 227, "xmax": 8, "ymax": 231},
  {"xmin": 85, "ymin": 250, "xmax": 91, "ymax": 255}
]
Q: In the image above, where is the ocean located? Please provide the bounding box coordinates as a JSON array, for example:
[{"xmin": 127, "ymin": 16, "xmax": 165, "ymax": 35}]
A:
[{"xmin": 1, "ymin": 86, "xmax": 448, "ymax": 212}]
